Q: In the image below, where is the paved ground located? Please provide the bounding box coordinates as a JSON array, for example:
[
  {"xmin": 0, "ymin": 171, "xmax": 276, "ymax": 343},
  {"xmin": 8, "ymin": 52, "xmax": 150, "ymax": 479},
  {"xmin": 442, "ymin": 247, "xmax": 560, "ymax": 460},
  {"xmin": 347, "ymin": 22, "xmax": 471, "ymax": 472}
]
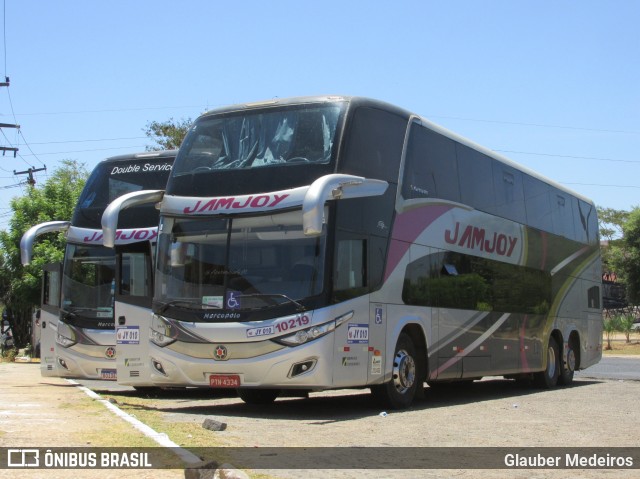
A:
[
  {"xmin": 2, "ymin": 358, "xmax": 639, "ymax": 479},
  {"xmin": 0, "ymin": 362, "xmax": 185, "ymax": 479}
]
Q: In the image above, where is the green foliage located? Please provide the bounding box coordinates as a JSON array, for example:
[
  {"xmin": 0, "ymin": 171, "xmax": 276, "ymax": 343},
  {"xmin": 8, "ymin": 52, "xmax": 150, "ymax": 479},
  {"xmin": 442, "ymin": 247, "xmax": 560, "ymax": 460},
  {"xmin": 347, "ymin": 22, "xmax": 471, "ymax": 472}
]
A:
[
  {"xmin": 617, "ymin": 314, "xmax": 636, "ymax": 343},
  {"xmin": 598, "ymin": 206, "xmax": 628, "ymax": 285},
  {"xmin": 1, "ymin": 347, "xmax": 17, "ymax": 362},
  {"xmin": 597, "ymin": 206, "xmax": 629, "ymax": 242},
  {"xmin": 144, "ymin": 117, "xmax": 192, "ymax": 151},
  {"xmin": 621, "ymin": 207, "xmax": 640, "ymax": 304},
  {"xmin": 0, "ymin": 160, "xmax": 88, "ymax": 347},
  {"xmin": 603, "ymin": 316, "xmax": 620, "ymax": 350}
]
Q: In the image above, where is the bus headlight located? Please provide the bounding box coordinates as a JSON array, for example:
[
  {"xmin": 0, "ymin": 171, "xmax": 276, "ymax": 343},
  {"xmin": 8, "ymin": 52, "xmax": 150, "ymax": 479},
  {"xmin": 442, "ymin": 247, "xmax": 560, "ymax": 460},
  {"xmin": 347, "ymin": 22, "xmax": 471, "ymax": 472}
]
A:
[
  {"xmin": 274, "ymin": 310, "xmax": 353, "ymax": 346},
  {"xmin": 275, "ymin": 321, "xmax": 335, "ymax": 346},
  {"xmin": 56, "ymin": 333, "xmax": 76, "ymax": 348},
  {"xmin": 150, "ymin": 329, "xmax": 177, "ymax": 347},
  {"xmin": 150, "ymin": 315, "xmax": 177, "ymax": 347}
]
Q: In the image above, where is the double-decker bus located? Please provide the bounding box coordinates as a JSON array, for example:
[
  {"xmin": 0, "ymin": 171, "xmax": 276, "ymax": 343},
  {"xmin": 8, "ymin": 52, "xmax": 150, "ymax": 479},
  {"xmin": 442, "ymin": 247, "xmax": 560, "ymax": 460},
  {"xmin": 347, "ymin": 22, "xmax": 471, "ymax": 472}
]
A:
[
  {"xmin": 102, "ymin": 96, "xmax": 602, "ymax": 408},
  {"xmin": 21, "ymin": 151, "xmax": 175, "ymax": 380}
]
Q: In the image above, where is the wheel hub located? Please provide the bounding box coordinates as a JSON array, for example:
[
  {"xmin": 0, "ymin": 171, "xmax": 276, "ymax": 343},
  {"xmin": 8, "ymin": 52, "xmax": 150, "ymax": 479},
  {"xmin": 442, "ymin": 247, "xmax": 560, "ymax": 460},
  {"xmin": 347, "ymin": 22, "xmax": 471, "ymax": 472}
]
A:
[
  {"xmin": 547, "ymin": 344, "xmax": 557, "ymax": 378},
  {"xmin": 392, "ymin": 349, "xmax": 416, "ymax": 393},
  {"xmin": 566, "ymin": 348, "xmax": 576, "ymax": 372}
]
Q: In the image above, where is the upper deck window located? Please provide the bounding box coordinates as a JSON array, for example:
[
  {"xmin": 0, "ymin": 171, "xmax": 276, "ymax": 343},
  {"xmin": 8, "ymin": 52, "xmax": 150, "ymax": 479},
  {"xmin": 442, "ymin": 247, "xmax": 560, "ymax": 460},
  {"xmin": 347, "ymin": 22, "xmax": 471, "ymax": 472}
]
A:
[
  {"xmin": 72, "ymin": 155, "xmax": 175, "ymax": 229},
  {"xmin": 173, "ymin": 104, "xmax": 343, "ymax": 175},
  {"xmin": 78, "ymin": 157, "xmax": 174, "ymax": 209}
]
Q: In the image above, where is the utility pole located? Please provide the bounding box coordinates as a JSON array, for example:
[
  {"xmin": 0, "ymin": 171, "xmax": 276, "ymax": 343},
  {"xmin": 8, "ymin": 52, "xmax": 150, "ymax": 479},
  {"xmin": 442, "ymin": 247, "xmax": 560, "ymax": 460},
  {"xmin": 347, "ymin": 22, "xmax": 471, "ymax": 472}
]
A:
[
  {"xmin": 14, "ymin": 166, "xmax": 46, "ymax": 186},
  {"xmin": 0, "ymin": 77, "xmax": 19, "ymax": 157}
]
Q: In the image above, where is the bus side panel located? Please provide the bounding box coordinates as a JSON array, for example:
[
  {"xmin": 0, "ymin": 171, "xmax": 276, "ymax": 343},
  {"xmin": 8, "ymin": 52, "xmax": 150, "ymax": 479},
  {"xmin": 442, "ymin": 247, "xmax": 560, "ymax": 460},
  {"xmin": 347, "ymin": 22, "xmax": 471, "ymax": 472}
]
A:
[
  {"xmin": 331, "ymin": 296, "xmax": 370, "ymax": 388},
  {"xmin": 367, "ymin": 302, "xmax": 387, "ymax": 385},
  {"xmin": 115, "ymin": 301, "xmax": 153, "ymax": 386},
  {"xmin": 557, "ymin": 261, "xmax": 602, "ymax": 370},
  {"xmin": 39, "ymin": 310, "xmax": 59, "ymax": 377}
]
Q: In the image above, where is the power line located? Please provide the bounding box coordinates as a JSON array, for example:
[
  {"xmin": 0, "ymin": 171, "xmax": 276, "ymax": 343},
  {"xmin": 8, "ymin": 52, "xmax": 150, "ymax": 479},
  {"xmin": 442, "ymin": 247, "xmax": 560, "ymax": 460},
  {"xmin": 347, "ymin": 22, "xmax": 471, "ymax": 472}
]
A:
[
  {"xmin": 429, "ymin": 114, "xmax": 640, "ymax": 135},
  {"xmin": 16, "ymin": 129, "xmax": 47, "ymax": 167},
  {"xmin": 562, "ymin": 182, "xmax": 640, "ymax": 190},
  {"xmin": 495, "ymin": 150, "xmax": 640, "ymax": 164},
  {"xmin": 1, "ymin": 104, "xmax": 205, "ymax": 117},
  {"xmin": 0, "ymin": 0, "xmax": 42, "ymax": 173},
  {"xmin": 28, "ymin": 135, "xmax": 147, "ymax": 145},
  {"xmin": 18, "ymin": 144, "xmax": 148, "ymax": 157},
  {"xmin": 2, "ymin": 0, "xmax": 5, "ymax": 77}
]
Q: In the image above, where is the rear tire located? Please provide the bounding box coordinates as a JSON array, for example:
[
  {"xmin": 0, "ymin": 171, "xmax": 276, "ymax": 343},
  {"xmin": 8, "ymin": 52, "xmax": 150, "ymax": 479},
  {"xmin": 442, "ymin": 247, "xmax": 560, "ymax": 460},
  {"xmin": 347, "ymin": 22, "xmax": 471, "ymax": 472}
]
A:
[
  {"xmin": 237, "ymin": 388, "xmax": 280, "ymax": 405},
  {"xmin": 371, "ymin": 333, "xmax": 419, "ymax": 409},
  {"xmin": 534, "ymin": 336, "xmax": 560, "ymax": 389},
  {"xmin": 559, "ymin": 337, "xmax": 578, "ymax": 386}
]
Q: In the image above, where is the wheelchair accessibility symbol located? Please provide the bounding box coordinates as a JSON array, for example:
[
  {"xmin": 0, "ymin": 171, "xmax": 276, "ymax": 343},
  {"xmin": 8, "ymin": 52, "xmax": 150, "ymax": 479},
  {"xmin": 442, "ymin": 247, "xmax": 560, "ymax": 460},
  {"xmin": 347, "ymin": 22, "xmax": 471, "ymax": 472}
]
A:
[
  {"xmin": 375, "ymin": 307, "xmax": 383, "ymax": 325},
  {"xmin": 226, "ymin": 291, "xmax": 241, "ymax": 309}
]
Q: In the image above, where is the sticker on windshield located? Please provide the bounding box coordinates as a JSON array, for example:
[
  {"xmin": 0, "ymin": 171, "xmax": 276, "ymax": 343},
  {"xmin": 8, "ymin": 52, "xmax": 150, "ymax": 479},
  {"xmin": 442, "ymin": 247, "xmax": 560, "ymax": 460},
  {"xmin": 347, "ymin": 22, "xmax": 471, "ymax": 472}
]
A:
[
  {"xmin": 246, "ymin": 325, "xmax": 275, "ymax": 338},
  {"xmin": 202, "ymin": 296, "xmax": 223, "ymax": 308}
]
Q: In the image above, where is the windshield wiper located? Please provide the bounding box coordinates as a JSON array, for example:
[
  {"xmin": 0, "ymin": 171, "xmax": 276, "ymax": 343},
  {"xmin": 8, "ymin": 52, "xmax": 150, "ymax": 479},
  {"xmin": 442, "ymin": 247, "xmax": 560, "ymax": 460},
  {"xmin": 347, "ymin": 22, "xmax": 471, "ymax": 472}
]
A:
[
  {"xmin": 235, "ymin": 294, "xmax": 306, "ymax": 312},
  {"xmin": 61, "ymin": 307, "xmax": 97, "ymax": 316},
  {"xmin": 157, "ymin": 299, "xmax": 220, "ymax": 314}
]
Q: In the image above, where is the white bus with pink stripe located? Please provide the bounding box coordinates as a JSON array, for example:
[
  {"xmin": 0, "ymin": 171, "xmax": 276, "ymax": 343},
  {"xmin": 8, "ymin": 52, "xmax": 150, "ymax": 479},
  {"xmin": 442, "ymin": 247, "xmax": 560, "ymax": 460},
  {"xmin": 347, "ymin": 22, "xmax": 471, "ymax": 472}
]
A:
[
  {"xmin": 102, "ymin": 96, "xmax": 601, "ymax": 408},
  {"xmin": 21, "ymin": 151, "xmax": 175, "ymax": 380}
]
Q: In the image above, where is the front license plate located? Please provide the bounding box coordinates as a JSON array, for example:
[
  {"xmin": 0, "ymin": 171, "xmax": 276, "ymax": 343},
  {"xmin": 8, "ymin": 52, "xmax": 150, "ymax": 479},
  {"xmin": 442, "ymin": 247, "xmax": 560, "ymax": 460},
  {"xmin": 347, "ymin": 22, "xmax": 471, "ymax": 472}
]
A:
[
  {"xmin": 209, "ymin": 374, "xmax": 240, "ymax": 388},
  {"xmin": 100, "ymin": 369, "xmax": 117, "ymax": 381}
]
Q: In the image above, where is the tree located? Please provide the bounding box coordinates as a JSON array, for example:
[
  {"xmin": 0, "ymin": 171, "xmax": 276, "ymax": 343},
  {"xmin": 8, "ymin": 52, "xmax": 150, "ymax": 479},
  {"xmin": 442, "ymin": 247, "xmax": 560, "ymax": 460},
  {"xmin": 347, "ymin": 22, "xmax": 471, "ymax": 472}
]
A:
[
  {"xmin": 143, "ymin": 117, "xmax": 191, "ymax": 151},
  {"xmin": 603, "ymin": 316, "xmax": 620, "ymax": 350},
  {"xmin": 621, "ymin": 207, "xmax": 640, "ymax": 305},
  {"xmin": 598, "ymin": 206, "xmax": 629, "ymax": 278},
  {"xmin": 0, "ymin": 160, "xmax": 88, "ymax": 348},
  {"xmin": 617, "ymin": 314, "xmax": 636, "ymax": 343},
  {"xmin": 598, "ymin": 206, "xmax": 629, "ymax": 242}
]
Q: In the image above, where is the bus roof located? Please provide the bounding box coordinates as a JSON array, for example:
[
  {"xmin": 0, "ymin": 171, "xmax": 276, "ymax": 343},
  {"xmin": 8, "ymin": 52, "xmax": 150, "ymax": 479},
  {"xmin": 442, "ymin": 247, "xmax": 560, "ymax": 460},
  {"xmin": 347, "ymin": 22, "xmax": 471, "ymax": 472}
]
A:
[
  {"xmin": 100, "ymin": 149, "xmax": 178, "ymax": 163},
  {"xmin": 195, "ymin": 96, "xmax": 594, "ymax": 207}
]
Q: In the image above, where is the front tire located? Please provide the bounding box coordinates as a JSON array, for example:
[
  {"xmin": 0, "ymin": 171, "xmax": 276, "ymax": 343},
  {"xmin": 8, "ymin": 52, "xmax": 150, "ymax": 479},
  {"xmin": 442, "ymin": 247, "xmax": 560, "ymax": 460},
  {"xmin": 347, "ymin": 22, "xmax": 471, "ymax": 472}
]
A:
[
  {"xmin": 534, "ymin": 336, "xmax": 560, "ymax": 389},
  {"xmin": 371, "ymin": 333, "xmax": 419, "ymax": 409}
]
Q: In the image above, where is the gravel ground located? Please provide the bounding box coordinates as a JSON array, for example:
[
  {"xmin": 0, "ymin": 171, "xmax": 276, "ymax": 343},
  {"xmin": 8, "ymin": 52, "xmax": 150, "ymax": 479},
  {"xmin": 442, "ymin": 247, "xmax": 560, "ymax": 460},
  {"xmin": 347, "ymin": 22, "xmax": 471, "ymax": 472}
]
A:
[{"xmin": 2, "ymin": 361, "xmax": 639, "ymax": 479}]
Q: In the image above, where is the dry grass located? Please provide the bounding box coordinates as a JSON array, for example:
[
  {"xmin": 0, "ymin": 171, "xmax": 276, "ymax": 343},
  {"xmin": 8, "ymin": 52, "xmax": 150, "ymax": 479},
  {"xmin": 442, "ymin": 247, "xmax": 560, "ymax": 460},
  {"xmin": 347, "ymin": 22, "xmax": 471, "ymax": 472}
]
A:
[{"xmin": 603, "ymin": 332, "xmax": 640, "ymax": 355}]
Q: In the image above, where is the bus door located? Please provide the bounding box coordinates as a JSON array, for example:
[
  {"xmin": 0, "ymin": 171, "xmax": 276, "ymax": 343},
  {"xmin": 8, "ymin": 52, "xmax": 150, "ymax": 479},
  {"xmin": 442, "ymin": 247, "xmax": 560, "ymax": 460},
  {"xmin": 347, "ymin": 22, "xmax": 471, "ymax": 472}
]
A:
[
  {"xmin": 331, "ymin": 236, "xmax": 371, "ymax": 387},
  {"xmin": 40, "ymin": 263, "xmax": 62, "ymax": 377},
  {"xmin": 114, "ymin": 242, "xmax": 154, "ymax": 386}
]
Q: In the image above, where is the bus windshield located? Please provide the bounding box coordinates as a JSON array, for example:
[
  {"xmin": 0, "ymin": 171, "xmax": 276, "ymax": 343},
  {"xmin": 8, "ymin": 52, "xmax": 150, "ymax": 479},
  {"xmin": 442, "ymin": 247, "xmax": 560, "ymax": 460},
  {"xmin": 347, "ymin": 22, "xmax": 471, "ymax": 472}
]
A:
[
  {"xmin": 155, "ymin": 210, "xmax": 327, "ymax": 320},
  {"xmin": 173, "ymin": 104, "xmax": 342, "ymax": 175},
  {"xmin": 61, "ymin": 244, "xmax": 115, "ymax": 318}
]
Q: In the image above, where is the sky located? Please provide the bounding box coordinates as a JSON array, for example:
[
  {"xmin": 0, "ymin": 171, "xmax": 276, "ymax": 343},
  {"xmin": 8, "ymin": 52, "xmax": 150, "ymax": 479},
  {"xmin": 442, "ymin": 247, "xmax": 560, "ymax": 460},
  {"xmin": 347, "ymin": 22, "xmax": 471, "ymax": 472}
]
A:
[{"xmin": 0, "ymin": 0, "xmax": 638, "ymax": 230}]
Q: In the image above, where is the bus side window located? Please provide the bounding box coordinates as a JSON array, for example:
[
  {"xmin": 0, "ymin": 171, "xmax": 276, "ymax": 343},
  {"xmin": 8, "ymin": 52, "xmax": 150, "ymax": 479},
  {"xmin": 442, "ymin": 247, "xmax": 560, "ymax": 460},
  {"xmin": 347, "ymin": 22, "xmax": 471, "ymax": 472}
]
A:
[
  {"xmin": 341, "ymin": 107, "xmax": 406, "ymax": 182},
  {"xmin": 43, "ymin": 268, "xmax": 61, "ymax": 307},
  {"xmin": 120, "ymin": 252, "xmax": 149, "ymax": 297},
  {"xmin": 402, "ymin": 122, "xmax": 460, "ymax": 203}
]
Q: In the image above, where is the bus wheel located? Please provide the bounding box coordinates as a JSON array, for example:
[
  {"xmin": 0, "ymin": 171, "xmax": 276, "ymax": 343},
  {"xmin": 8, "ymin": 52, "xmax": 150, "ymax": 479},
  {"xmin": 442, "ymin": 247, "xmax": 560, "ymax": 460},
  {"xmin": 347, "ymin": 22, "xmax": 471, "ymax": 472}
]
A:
[
  {"xmin": 559, "ymin": 337, "xmax": 578, "ymax": 386},
  {"xmin": 237, "ymin": 388, "xmax": 280, "ymax": 405},
  {"xmin": 372, "ymin": 333, "xmax": 418, "ymax": 409},
  {"xmin": 534, "ymin": 336, "xmax": 560, "ymax": 389}
]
